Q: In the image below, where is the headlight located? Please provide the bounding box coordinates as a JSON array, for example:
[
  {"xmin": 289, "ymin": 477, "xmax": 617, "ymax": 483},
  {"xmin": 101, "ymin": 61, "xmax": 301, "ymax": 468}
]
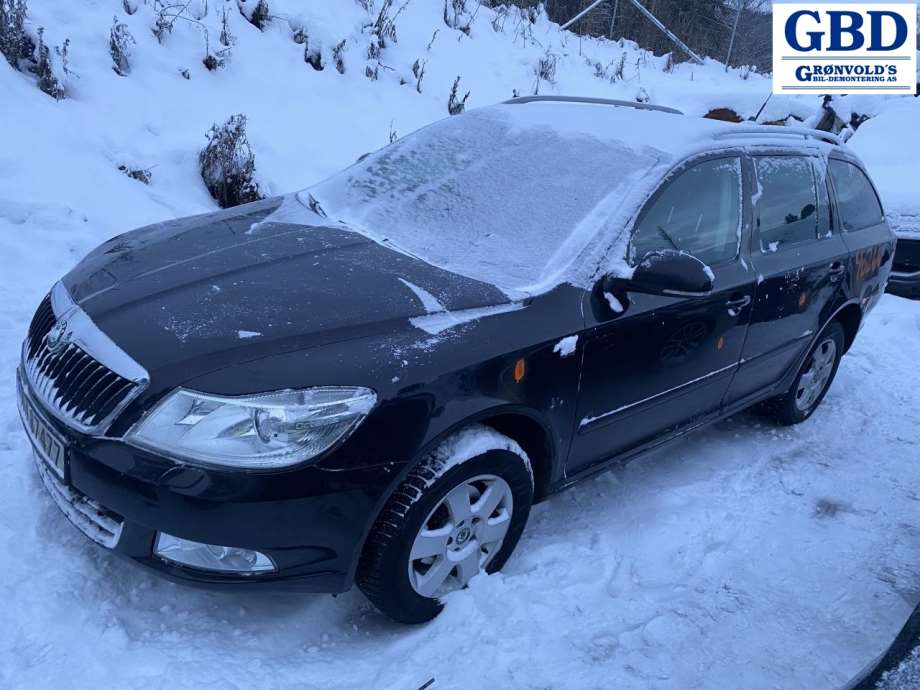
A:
[{"xmin": 126, "ymin": 387, "xmax": 377, "ymax": 469}]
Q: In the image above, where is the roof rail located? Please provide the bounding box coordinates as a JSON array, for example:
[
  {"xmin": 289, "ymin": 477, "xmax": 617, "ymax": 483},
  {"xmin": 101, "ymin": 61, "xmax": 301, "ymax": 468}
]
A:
[
  {"xmin": 712, "ymin": 124, "xmax": 843, "ymax": 147},
  {"xmin": 503, "ymin": 95, "xmax": 683, "ymax": 115}
]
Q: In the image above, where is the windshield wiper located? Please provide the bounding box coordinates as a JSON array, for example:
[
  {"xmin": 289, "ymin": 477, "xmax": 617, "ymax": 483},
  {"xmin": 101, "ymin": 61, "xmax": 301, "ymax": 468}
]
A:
[
  {"xmin": 305, "ymin": 193, "xmax": 327, "ymax": 219},
  {"xmin": 656, "ymin": 225, "xmax": 679, "ymax": 251}
]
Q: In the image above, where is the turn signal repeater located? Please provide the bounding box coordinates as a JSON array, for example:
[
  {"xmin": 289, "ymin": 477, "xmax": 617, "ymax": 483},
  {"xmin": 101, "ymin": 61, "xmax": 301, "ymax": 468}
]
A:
[{"xmin": 514, "ymin": 358, "xmax": 526, "ymax": 383}]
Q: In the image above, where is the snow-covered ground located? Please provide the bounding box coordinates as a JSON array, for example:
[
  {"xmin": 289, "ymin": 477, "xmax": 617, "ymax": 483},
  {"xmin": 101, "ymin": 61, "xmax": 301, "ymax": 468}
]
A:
[
  {"xmin": 1, "ymin": 1, "xmax": 919, "ymax": 688},
  {"xmin": 2, "ymin": 295, "xmax": 919, "ymax": 689}
]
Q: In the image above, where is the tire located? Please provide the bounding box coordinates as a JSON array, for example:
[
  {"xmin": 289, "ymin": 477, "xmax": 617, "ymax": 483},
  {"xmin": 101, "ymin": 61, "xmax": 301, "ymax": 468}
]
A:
[
  {"xmin": 760, "ymin": 320, "xmax": 845, "ymax": 426},
  {"xmin": 356, "ymin": 425, "xmax": 534, "ymax": 624}
]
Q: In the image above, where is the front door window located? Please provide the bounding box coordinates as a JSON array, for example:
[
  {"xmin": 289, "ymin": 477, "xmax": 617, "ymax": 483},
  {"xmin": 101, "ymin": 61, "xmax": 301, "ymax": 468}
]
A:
[{"xmin": 630, "ymin": 158, "xmax": 742, "ymax": 266}]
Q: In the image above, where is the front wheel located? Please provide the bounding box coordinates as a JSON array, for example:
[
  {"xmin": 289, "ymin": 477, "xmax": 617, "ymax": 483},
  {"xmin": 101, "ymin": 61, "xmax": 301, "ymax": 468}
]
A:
[
  {"xmin": 760, "ymin": 320, "xmax": 845, "ymax": 426},
  {"xmin": 356, "ymin": 426, "xmax": 533, "ymax": 624}
]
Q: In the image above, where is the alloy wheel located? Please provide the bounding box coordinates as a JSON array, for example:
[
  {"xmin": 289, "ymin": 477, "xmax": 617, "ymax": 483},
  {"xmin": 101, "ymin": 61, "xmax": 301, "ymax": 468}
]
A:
[
  {"xmin": 407, "ymin": 474, "xmax": 514, "ymax": 598},
  {"xmin": 795, "ymin": 338, "xmax": 837, "ymax": 412}
]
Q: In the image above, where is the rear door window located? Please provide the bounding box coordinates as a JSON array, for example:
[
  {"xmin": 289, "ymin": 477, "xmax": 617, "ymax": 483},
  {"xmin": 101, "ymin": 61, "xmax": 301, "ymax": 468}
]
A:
[
  {"xmin": 828, "ymin": 159, "xmax": 885, "ymax": 231},
  {"xmin": 753, "ymin": 156, "xmax": 818, "ymax": 252},
  {"xmin": 630, "ymin": 157, "xmax": 742, "ymax": 266}
]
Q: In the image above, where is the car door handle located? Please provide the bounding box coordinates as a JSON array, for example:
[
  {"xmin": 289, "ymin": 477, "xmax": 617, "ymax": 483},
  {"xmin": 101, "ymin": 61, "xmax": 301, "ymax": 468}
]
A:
[
  {"xmin": 725, "ymin": 295, "xmax": 751, "ymax": 309},
  {"xmin": 725, "ymin": 295, "xmax": 751, "ymax": 315},
  {"xmin": 829, "ymin": 262, "xmax": 845, "ymax": 281}
]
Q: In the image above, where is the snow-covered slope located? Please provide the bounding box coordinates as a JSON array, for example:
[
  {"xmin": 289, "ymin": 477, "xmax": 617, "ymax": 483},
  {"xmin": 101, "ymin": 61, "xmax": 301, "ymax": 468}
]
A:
[
  {"xmin": 2, "ymin": 2, "xmax": 920, "ymax": 689},
  {"xmin": 0, "ymin": 0, "xmax": 790, "ymax": 258}
]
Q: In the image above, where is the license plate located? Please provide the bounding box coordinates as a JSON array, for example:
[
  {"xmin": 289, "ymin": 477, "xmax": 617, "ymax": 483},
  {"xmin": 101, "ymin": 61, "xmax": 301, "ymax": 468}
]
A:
[{"xmin": 19, "ymin": 383, "xmax": 68, "ymax": 482}]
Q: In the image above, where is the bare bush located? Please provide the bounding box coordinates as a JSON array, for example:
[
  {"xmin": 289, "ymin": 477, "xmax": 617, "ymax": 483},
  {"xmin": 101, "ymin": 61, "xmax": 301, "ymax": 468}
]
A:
[
  {"xmin": 488, "ymin": 2, "xmax": 540, "ymax": 43},
  {"xmin": 202, "ymin": 52, "xmax": 224, "ymax": 70},
  {"xmin": 238, "ymin": 0, "xmax": 269, "ymax": 31},
  {"xmin": 412, "ymin": 57, "xmax": 425, "ymax": 93},
  {"xmin": 332, "ymin": 39, "xmax": 346, "ymax": 74},
  {"xmin": 365, "ymin": 0, "xmax": 410, "ymax": 80},
  {"xmin": 199, "ymin": 114, "xmax": 263, "ymax": 209},
  {"xmin": 34, "ymin": 28, "xmax": 69, "ymax": 100},
  {"xmin": 119, "ymin": 164, "xmax": 153, "ymax": 184},
  {"xmin": 302, "ymin": 32, "xmax": 323, "ymax": 71},
  {"xmin": 152, "ymin": 6, "xmax": 171, "ymax": 43},
  {"xmin": 490, "ymin": 4, "xmax": 509, "ymax": 32},
  {"xmin": 444, "ymin": 0, "xmax": 472, "ymax": 35},
  {"xmin": 532, "ymin": 51, "xmax": 557, "ymax": 94},
  {"xmin": 151, "ymin": 2, "xmax": 227, "ymax": 71},
  {"xmin": 663, "ymin": 52, "xmax": 675, "ymax": 73},
  {"xmin": 110, "ymin": 17, "xmax": 135, "ymax": 76},
  {"xmin": 536, "ymin": 51, "xmax": 556, "ymax": 82},
  {"xmin": 219, "ymin": 5, "xmax": 235, "ymax": 47},
  {"xmin": 447, "ymin": 75, "xmax": 469, "ymax": 115},
  {"xmin": 0, "ymin": 0, "xmax": 28, "ymax": 68},
  {"xmin": 611, "ymin": 52, "xmax": 625, "ymax": 81},
  {"xmin": 370, "ymin": 0, "xmax": 401, "ymax": 48}
]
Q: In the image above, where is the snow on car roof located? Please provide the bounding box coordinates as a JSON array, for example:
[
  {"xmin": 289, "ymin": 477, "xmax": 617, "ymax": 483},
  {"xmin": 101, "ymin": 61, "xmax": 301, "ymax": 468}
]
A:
[
  {"xmin": 497, "ymin": 99, "xmax": 735, "ymax": 155},
  {"xmin": 291, "ymin": 103, "xmax": 739, "ymax": 297}
]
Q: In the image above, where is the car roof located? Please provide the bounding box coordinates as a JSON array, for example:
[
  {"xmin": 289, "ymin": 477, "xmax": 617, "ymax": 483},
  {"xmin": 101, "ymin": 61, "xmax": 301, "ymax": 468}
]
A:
[{"xmin": 502, "ymin": 95, "xmax": 846, "ymax": 157}]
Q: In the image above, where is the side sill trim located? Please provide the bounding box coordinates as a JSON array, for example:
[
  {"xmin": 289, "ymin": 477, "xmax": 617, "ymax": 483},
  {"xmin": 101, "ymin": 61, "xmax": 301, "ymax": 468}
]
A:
[{"xmin": 579, "ymin": 362, "xmax": 738, "ymax": 431}]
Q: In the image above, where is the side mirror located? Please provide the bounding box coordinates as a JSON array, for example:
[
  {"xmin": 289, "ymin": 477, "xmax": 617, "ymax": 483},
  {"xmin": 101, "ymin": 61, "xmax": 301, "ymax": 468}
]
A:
[{"xmin": 606, "ymin": 250, "xmax": 713, "ymax": 298}]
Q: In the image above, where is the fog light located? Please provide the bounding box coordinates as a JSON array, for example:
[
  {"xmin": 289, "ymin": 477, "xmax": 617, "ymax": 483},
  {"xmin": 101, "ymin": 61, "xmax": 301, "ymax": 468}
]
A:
[{"xmin": 154, "ymin": 533, "xmax": 276, "ymax": 574}]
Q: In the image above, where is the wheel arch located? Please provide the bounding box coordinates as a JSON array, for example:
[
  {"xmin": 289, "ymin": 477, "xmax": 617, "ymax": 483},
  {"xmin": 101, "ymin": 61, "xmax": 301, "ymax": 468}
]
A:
[
  {"xmin": 832, "ymin": 301, "xmax": 863, "ymax": 353},
  {"xmin": 345, "ymin": 404, "xmax": 559, "ymax": 587},
  {"xmin": 476, "ymin": 411, "xmax": 554, "ymax": 503}
]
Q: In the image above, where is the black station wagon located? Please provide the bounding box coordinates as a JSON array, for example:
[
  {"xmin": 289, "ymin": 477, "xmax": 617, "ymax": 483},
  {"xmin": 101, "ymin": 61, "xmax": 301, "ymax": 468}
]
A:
[{"xmin": 17, "ymin": 97, "xmax": 895, "ymax": 623}]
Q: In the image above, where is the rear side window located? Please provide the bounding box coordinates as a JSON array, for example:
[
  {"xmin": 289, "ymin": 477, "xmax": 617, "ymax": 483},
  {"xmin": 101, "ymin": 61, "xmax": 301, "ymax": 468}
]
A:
[
  {"xmin": 631, "ymin": 157, "xmax": 741, "ymax": 266},
  {"xmin": 828, "ymin": 159, "xmax": 885, "ymax": 231},
  {"xmin": 754, "ymin": 156, "xmax": 817, "ymax": 252}
]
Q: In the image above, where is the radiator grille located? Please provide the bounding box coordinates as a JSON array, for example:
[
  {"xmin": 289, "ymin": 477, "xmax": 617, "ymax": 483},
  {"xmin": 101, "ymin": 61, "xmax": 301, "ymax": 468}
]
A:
[{"xmin": 22, "ymin": 288, "xmax": 147, "ymax": 433}]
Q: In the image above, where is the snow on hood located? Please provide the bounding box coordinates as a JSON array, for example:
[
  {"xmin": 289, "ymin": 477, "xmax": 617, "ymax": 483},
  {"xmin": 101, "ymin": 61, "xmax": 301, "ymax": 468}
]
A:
[{"xmin": 289, "ymin": 102, "xmax": 735, "ymax": 297}]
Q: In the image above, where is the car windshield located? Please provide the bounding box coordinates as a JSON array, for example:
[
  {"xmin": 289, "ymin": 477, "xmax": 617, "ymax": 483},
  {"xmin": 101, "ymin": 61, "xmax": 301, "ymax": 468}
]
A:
[{"xmin": 301, "ymin": 105, "xmax": 662, "ymax": 296}]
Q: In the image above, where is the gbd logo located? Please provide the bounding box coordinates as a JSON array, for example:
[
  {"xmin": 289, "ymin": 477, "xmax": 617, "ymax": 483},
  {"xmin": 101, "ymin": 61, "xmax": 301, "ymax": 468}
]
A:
[
  {"xmin": 785, "ymin": 9, "xmax": 910, "ymax": 51},
  {"xmin": 772, "ymin": 3, "xmax": 917, "ymax": 95}
]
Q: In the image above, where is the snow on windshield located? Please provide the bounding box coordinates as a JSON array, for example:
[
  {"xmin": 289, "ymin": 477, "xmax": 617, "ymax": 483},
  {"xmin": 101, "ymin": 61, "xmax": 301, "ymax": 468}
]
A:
[{"xmin": 301, "ymin": 105, "xmax": 671, "ymax": 297}]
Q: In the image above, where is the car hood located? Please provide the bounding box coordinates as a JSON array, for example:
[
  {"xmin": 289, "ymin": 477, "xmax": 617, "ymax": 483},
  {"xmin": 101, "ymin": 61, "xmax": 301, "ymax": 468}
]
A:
[{"xmin": 62, "ymin": 197, "xmax": 509, "ymax": 384}]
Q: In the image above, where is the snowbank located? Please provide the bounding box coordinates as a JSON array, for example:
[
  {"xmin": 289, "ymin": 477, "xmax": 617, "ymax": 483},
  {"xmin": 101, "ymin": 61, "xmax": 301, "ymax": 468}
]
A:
[{"xmin": 848, "ymin": 98, "xmax": 920, "ymax": 236}]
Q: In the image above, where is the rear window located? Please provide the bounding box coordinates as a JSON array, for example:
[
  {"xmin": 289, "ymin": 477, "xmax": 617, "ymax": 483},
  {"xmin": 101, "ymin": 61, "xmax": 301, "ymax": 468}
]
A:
[
  {"xmin": 754, "ymin": 156, "xmax": 818, "ymax": 252},
  {"xmin": 828, "ymin": 159, "xmax": 885, "ymax": 231}
]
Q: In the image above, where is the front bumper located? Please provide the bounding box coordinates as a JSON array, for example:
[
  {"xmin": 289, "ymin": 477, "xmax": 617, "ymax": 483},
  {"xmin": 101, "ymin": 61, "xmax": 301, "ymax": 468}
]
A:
[{"xmin": 17, "ymin": 370, "xmax": 394, "ymax": 593}]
